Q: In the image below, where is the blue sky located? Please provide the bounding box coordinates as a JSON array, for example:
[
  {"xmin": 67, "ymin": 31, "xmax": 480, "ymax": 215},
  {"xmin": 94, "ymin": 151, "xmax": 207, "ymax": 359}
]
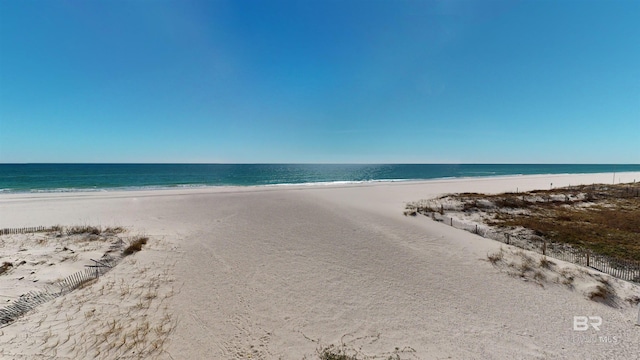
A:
[{"xmin": 0, "ymin": 0, "xmax": 638, "ymax": 163}]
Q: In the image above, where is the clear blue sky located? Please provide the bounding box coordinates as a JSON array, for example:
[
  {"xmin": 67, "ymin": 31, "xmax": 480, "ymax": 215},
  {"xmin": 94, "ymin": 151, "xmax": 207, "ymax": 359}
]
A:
[{"xmin": 1, "ymin": 0, "xmax": 638, "ymax": 163}]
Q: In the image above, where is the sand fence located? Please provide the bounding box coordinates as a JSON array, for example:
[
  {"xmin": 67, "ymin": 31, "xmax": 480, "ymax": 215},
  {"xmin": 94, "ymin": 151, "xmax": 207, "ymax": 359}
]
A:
[
  {"xmin": 0, "ymin": 227, "xmax": 125, "ymax": 327},
  {"xmin": 0, "ymin": 226, "xmax": 59, "ymax": 235},
  {"xmin": 425, "ymin": 212, "xmax": 640, "ymax": 284}
]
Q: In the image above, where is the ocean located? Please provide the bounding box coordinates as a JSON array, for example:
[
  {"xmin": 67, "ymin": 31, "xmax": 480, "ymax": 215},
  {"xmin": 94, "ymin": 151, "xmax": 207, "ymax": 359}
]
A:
[{"xmin": 0, "ymin": 164, "xmax": 638, "ymax": 194}]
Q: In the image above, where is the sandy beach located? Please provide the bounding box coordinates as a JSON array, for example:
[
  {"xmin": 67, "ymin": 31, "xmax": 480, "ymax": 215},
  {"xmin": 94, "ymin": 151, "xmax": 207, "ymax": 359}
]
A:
[{"xmin": 1, "ymin": 172, "xmax": 639, "ymax": 359}]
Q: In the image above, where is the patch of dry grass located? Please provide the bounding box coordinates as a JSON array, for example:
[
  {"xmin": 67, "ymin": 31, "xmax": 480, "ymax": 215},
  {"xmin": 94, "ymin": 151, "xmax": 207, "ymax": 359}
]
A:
[
  {"xmin": 0, "ymin": 261, "xmax": 13, "ymax": 275},
  {"xmin": 403, "ymin": 209, "xmax": 417, "ymax": 216},
  {"xmin": 411, "ymin": 183, "xmax": 640, "ymax": 262},
  {"xmin": 539, "ymin": 257, "xmax": 555, "ymax": 269},
  {"xmin": 626, "ymin": 295, "xmax": 640, "ymax": 306},
  {"xmin": 487, "ymin": 249, "xmax": 504, "ymax": 265},
  {"xmin": 66, "ymin": 226, "xmax": 102, "ymax": 236},
  {"xmin": 59, "ymin": 225, "xmax": 126, "ymax": 237},
  {"xmin": 588, "ymin": 278, "xmax": 617, "ymax": 305},
  {"xmin": 559, "ymin": 268, "xmax": 575, "ymax": 288},
  {"xmin": 103, "ymin": 226, "xmax": 126, "ymax": 234},
  {"xmin": 495, "ymin": 199, "xmax": 640, "ymax": 261},
  {"xmin": 317, "ymin": 344, "xmax": 357, "ymax": 360},
  {"xmin": 123, "ymin": 237, "xmax": 148, "ymax": 256},
  {"xmin": 488, "ymin": 248, "xmax": 626, "ymax": 305},
  {"xmin": 302, "ymin": 333, "xmax": 415, "ymax": 360}
]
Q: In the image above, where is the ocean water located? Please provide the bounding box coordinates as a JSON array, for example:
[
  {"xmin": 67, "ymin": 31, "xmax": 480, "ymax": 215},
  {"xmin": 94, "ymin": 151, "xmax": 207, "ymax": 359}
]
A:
[{"xmin": 0, "ymin": 164, "xmax": 638, "ymax": 193}]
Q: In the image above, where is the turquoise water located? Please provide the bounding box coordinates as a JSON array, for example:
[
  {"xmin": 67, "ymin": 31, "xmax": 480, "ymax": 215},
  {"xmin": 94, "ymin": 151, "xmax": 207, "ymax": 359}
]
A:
[{"xmin": 0, "ymin": 164, "xmax": 638, "ymax": 193}]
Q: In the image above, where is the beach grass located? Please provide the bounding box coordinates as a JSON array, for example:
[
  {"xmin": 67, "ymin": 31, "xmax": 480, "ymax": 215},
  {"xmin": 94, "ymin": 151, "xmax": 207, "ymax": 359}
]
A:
[
  {"xmin": 316, "ymin": 345, "xmax": 407, "ymax": 360},
  {"xmin": 0, "ymin": 261, "xmax": 13, "ymax": 275},
  {"xmin": 65, "ymin": 225, "xmax": 103, "ymax": 236},
  {"xmin": 318, "ymin": 345, "xmax": 357, "ymax": 360},
  {"xmin": 489, "ymin": 184, "xmax": 640, "ymax": 262},
  {"xmin": 62, "ymin": 225, "xmax": 127, "ymax": 236},
  {"xmin": 413, "ymin": 183, "xmax": 640, "ymax": 262},
  {"xmin": 123, "ymin": 236, "xmax": 148, "ymax": 256}
]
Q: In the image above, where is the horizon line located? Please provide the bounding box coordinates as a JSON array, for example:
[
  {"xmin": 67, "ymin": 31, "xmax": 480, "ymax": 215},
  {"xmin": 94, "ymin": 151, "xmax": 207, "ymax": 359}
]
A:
[{"xmin": 1, "ymin": 162, "xmax": 639, "ymax": 166}]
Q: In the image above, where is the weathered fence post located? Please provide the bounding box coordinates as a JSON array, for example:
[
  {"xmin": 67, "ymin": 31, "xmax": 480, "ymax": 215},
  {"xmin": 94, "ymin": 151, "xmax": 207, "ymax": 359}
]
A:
[
  {"xmin": 587, "ymin": 252, "xmax": 590, "ymax": 268},
  {"xmin": 450, "ymin": 218, "xmax": 453, "ymax": 226},
  {"xmin": 543, "ymin": 240, "xmax": 546, "ymax": 256},
  {"xmin": 475, "ymin": 224, "xmax": 478, "ymax": 234}
]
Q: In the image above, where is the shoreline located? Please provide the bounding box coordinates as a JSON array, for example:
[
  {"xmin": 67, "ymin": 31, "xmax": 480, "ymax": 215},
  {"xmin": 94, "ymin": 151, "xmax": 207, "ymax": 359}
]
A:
[
  {"xmin": 1, "ymin": 170, "xmax": 639, "ymax": 197},
  {"xmin": 1, "ymin": 170, "xmax": 639, "ymax": 201}
]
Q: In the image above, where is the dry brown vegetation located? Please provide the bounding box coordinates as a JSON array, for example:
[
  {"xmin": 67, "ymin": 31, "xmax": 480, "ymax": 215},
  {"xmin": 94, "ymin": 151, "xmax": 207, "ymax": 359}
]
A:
[
  {"xmin": 487, "ymin": 248, "xmax": 623, "ymax": 305},
  {"xmin": 65, "ymin": 225, "xmax": 103, "ymax": 236},
  {"xmin": 62, "ymin": 226, "xmax": 126, "ymax": 236},
  {"xmin": 301, "ymin": 333, "xmax": 416, "ymax": 360},
  {"xmin": 123, "ymin": 236, "xmax": 148, "ymax": 256},
  {"xmin": 0, "ymin": 261, "xmax": 13, "ymax": 275},
  {"xmin": 413, "ymin": 183, "xmax": 640, "ymax": 262}
]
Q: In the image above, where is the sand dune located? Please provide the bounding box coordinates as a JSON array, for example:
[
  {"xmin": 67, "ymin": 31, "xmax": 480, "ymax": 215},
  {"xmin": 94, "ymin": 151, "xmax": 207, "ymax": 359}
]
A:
[{"xmin": 1, "ymin": 172, "xmax": 639, "ymax": 359}]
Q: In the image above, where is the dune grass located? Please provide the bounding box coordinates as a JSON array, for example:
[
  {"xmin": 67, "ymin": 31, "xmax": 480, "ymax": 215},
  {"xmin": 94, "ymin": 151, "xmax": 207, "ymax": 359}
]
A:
[
  {"xmin": 486, "ymin": 248, "xmax": 625, "ymax": 305},
  {"xmin": 123, "ymin": 237, "xmax": 148, "ymax": 256},
  {"xmin": 62, "ymin": 225, "xmax": 126, "ymax": 236},
  {"xmin": 65, "ymin": 225, "xmax": 103, "ymax": 236},
  {"xmin": 316, "ymin": 346, "xmax": 405, "ymax": 360},
  {"xmin": 318, "ymin": 346, "xmax": 357, "ymax": 360},
  {"xmin": 0, "ymin": 261, "xmax": 13, "ymax": 275},
  {"xmin": 489, "ymin": 184, "xmax": 640, "ymax": 262},
  {"xmin": 414, "ymin": 183, "xmax": 640, "ymax": 262}
]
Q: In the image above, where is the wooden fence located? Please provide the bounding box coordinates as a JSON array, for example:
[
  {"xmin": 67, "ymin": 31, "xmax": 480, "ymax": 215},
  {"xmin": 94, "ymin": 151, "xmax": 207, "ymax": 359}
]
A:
[
  {"xmin": 0, "ymin": 226, "xmax": 59, "ymax": 235},
  {"xmin": 427, "ymin": 212, "xmax": 640, "ymax": 283},
  {"xmin": 0, "ymin": 223, "xmax": 122, "ymax": 330},
  {"xmin": 0, "ymin": 256, "xmax": 118, "ymax": 327}
]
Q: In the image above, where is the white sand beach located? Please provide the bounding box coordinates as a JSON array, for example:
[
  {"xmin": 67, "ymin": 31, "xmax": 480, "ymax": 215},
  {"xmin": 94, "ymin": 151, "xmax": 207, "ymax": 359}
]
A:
[{"xmin": 1, "ymin": 172, "xmax": 639, "ymax": 359}]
